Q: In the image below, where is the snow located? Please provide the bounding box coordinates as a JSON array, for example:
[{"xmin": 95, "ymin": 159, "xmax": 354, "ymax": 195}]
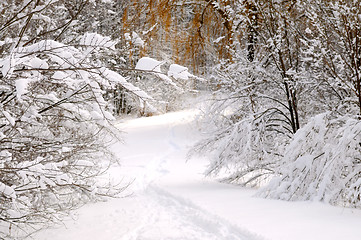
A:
[
  {"xmin": 124, "ymin": 33, "xmax": 131, "ymax": 41},
  {"xmin": 0, "ymin": 182, "xmax": 16, "ymax": 199},
  {"xmin": 2, "ymin": 110, "xmax": 15, "ymax": 126},
  {"xmin": 52, "ymin": 71, "xmax": 68, "ymax": 80},
  {"xmin": 0, "ymin": 132, "xmax": 6, "ymax": 140},
  {"xmin": 214, "ymin": 36, "xmax": 225, "ymax": 43},
  {"xmin": 79, "ymin": 32, "xmax": 115, "ymax": 50},
  {"xmin": 29, "ymin": 57, "xmax": 49, "ymax": 69},
  {"xmin": 0, "ymin": 56, "xmax": 14, "ymax": 77},
  {"xmin": 135, "ymin": 57, "xmax": 163, "ymax": 72},
  {"xmin": 15, "ymin": 78, "xmax": 29, "ymax": 100},
  {"xmin": 131, "ymin": 32, "xmax": 144, "ymax": 47},
  {"xmin": 124, "ymin": 32, "xmax": 145, "ymax": 47},
  {"xmin": 168, "ymin": 63, "xmax": 193, "ymax": 80},
  {"xmin": 29, "ymin": 110, "xmax": 361, "ymax": 240},
  {"xmin": 90, "ymin": 110, "xmax": 104, "ymax": 120}
]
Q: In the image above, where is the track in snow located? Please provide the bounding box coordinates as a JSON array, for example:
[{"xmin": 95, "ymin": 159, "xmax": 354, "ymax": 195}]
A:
[
  {"xmin": 121, "ymin": 186, "xmax": 259, "ymax": 240},
  {"xmin": 116, "ymin": 110, "xmax": 261, "ymax": 240}
]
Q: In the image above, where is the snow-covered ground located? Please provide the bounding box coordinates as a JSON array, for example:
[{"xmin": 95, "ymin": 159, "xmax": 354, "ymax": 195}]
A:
[{"xmin": 30, "ymin": 110, "xmax": 361, "ymax": 240}]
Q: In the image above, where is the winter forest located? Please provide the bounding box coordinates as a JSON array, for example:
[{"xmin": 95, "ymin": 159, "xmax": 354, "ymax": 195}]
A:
[{"xmin": 1, "ymin": 0, "xmax": 361, "ymax": 239}]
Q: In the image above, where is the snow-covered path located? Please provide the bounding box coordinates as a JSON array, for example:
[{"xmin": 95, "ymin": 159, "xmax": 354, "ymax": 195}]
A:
[
  {"xmin": 108, "ymin": 110, "xmax": 259, "ymax": 240},
  {"xmin": 30, "ymin": 110, "xmax": 361, "ymax": 240}
]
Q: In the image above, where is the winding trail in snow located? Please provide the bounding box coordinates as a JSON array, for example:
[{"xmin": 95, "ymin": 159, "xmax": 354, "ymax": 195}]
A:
[{"xmin": 114, "ymin": 110, "xmax": 261, "ymax": 240}]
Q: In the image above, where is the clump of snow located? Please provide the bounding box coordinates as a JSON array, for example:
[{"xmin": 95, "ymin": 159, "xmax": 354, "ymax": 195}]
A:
[
  {"xmin": 15, "ymin": 78, "xmax": 30, "ymax": 100},
  {"xmin": 30, "ymin": 57, "xmax": 49, "ymax": 69},
  {"xmin": 168, "ymin": 64, "xmax": 193, "ymax": 80},
  {"xmin": 131, "ymin": 32, "xmax": 144, "ymax": 47},
  {"xmin": 0, "ymin": 56, "xmax": 14, "ymax": 77},
  {"xmin": 124, "ymin": 32, "xmax": 144, "ymax": 47},
  {"xmin": 2, "ymin": 111, "xmax": 15, "ymax": 126},
  {"xmin": 135, "ymin": 57, "xmax": 163, "ymax": 72},
  {"xmin": 52, "ymin": 71, "xmax": 68, "ymax": 80},
  {"xmin": 0, "ymin": 182, "xmax": 16, "ymax": 199}
]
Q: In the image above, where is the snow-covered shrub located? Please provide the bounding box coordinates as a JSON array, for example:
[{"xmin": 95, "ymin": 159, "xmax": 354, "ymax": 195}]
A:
[
  {"xmin": 0, "ymin": 33, "xmax": 149, "ymax": 238},
  {"xmin": 189, "ymin": 51, "xmax": 301, "ymax": 186},
  {"xmin": 258, "ymin": 112, "xmax": 361, "ymax": 208},
  {"xmin": 191, "ymin": 61, "xmax": 292, "ymax": 186},
  {"xmin": 192, "ymin": 109, "xmax": 289, "ymax": 186}
]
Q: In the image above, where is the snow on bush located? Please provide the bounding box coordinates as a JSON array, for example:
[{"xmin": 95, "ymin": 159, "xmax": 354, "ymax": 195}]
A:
[
  {"xmin": 258, "ymin": 112, "xmax": 361, "ymax": 208},
  {"xmin": 124, "ymin": 31, "xmax": 144, "ymax": 48},
  {"xmin": 135, "ymin": 57, "xmax": 163, "ymax": 72},
  {"xmin": 191, "ymin": 97, "xmax": 289, "ymax": 186},
  {"xmin": 189, "ymin": 57, "xmax": 295, "ymax": 187},
  {"xmin": 0, "ymin": 33, "xmax": 138, "ymax": 238},
  {"xmin": 168, "ymin": 64, "xmax": 193, "ymax": 80}
]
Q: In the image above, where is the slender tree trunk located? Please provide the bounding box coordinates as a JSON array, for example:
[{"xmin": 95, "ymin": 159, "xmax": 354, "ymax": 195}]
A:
[{"xmin": 246, "ymin": 1, "xmax": 258, "ymax": 62}]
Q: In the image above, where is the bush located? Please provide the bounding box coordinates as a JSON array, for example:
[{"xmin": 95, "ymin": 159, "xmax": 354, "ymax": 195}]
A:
[{"xmin": 258, "ymin": 112, "xmax": 361, "ymax": 208}]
